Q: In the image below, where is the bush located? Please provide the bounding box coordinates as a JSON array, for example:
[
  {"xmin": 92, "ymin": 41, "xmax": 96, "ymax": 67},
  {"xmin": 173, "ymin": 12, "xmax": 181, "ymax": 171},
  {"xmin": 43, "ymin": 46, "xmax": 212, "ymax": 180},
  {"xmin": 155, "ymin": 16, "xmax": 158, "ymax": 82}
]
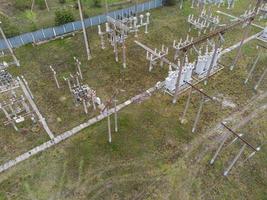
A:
[
  {"xmin": 59, "ymin": 0, "xmax": 66, "ymax": 4},
  {"xmin": 14, "ymin": 0, "xmax": 31, "ymax": 11},
  {"xmin": 165, "ymin": 0, "xmax": 176, "ymax": 6},
  {"xmin": 55, "ymin": 9, "xmax": 75, "ymax": 26},
  {"xmin": 0, "ymin": 16, "xmax": 20, "ymax": 37},
  {"xmin": 92, "ymin": 0, "xmax": 102, "ymax": 8},
  {"xmin": 36, "ymin": 0, "xmax": 46, "ymax": 10}
]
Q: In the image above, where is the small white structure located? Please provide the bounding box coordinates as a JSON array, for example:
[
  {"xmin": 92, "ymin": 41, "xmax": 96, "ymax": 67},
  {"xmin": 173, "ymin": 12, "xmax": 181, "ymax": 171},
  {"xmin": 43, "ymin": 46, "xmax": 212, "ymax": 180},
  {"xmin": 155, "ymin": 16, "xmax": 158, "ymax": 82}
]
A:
[
  {"xmin": 188, "ymin": 11, "xmax": 220, "ymax": 35},
  {"xmin": 258, "ymin": 27, "xmax": 267, "ymax": 42},
  {"xmin": 146, "ymin": 45, "xmax": 169, "ymax": 71},
  {"xmin": 195, "ymin": 45, "xmax": 222, "ymax": 77},
  {"xmin": 165, "ymin": 57, "xmax": 194, "ymax": 93}
]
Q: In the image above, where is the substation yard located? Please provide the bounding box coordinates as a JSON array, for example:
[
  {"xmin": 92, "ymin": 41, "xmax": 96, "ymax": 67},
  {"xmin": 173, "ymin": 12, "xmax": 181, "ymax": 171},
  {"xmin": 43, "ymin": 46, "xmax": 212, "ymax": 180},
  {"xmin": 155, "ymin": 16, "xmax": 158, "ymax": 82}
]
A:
[{"xmin": 0, "ymin": 0, "xmax": 266, "ymax": 199}]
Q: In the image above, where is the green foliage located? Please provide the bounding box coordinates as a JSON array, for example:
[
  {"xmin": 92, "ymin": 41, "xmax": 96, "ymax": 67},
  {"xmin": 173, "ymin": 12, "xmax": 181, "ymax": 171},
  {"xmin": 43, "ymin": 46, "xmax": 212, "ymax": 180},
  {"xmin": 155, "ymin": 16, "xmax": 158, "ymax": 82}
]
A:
[
  {"xmin": 59, "ymin": 0, "xmax": 66, "ymax": 3},
  {"xmin": 0, "ymin": 15, "xmax": 20, "ymax": 37},
  {"xmin": 92, "ymin": 0, "xmax": 102, "ymax": 8},
  {"xmin": 164, "ymin": 0, "xmax": 176, "ymax": 6},
  {"xmin": 35, "ymin": 0, "xmax": 46, "ymax": 10},
  {"xmin": 14, "ymin": 0, "xmax": 31, "ymax": 11},
  {"xmin": 54, "ymin": 9, "xmax": 75, "ymax": 26}
]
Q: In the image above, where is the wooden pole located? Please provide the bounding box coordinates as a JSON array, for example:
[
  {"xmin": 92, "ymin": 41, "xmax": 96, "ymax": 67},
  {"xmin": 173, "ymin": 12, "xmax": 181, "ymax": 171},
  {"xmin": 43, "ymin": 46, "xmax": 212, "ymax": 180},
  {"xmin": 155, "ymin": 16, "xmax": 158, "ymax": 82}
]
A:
[{"xmin": 77, "ymin": 0, "xmax": 92, "ymax": 60}]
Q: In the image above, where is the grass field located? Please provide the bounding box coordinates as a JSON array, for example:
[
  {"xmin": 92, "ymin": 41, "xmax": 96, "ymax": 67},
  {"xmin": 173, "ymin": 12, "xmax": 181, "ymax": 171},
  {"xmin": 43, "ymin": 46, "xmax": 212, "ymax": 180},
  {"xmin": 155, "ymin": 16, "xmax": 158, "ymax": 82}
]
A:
[
  {"xmin": 0, "ymin": 0, "xmax": 146, "ymax": 36},
  {"xmin": 0, "ymin": 0, "xmax": 266, "ymax": 199}
]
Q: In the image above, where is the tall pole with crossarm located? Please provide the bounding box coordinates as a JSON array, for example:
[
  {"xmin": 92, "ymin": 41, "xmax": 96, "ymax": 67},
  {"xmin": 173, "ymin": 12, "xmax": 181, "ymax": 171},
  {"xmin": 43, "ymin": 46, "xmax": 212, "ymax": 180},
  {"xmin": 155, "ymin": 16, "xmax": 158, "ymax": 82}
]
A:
[{"xmin": 78, "ymin": 0, "xmax": 92, "ymax": 60}]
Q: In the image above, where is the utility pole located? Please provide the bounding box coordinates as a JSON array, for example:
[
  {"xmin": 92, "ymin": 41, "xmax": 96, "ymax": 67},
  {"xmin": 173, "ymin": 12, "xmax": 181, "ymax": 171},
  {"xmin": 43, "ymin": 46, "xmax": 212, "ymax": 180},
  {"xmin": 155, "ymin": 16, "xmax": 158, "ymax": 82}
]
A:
[
  {"xmin": 0, "ymin": 22, "xmax": 20, "ymax": 67},
  {"xmin": 244, "ymin": 54, "xmax": 260, "ymax": 84},
  {"xmin": 77, "ymin": 0, "xmax": 92, "ymax": 60},
  {"xmin": 105, "ymin": 0, "xmax": 109, "ymax": 16},
  {"xmin": 254, "ymin": 67, "xmax": 267, "ymax": 90}
]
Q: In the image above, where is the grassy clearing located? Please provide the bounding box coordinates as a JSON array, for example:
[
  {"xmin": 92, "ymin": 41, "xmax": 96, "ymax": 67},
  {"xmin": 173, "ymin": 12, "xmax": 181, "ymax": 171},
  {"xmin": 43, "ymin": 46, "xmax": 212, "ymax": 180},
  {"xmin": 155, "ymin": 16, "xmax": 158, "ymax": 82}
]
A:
[
  {"xmin": 1, "ymin": 0, "xmax": 147, "ymax": 35},
  {"xmin": 0, "ymin": 0, "xmax": 266, "ymax": 199}
]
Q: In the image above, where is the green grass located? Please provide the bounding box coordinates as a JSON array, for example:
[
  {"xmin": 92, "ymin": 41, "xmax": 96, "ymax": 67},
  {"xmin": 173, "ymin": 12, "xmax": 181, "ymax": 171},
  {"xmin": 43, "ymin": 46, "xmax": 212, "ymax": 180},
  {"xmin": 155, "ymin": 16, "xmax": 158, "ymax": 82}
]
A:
[{"xmin": 0, "ymin": 0, "xmax": 266, "ymax": 199}]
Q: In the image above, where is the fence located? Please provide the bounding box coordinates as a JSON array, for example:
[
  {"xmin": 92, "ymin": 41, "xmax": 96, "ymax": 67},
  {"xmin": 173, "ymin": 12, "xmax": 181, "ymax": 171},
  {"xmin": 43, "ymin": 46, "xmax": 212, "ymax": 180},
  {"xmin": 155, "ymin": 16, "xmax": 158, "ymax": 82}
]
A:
[{"xmin": 0, "ymin": 0, "xmax": 163, "ymax": 50}]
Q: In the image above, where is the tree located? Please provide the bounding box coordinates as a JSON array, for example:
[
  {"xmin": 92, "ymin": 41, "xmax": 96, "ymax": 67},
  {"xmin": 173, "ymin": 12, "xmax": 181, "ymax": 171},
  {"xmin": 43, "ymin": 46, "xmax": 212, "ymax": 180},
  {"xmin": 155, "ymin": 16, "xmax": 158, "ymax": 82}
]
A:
[
  {"xmin": 55, "ymin": 9, "xmax": 75, "ymax": 26},
  {"xmin": 0, "ymin": 15, "xmax": 20, "ymax": 37},
  {"xmin": 165, "ymin": 0, "xmax": 176, "ymax": 6},
  {"xmin": 92, "ymin": 0, "xmax": 102, "ymax": 8}
]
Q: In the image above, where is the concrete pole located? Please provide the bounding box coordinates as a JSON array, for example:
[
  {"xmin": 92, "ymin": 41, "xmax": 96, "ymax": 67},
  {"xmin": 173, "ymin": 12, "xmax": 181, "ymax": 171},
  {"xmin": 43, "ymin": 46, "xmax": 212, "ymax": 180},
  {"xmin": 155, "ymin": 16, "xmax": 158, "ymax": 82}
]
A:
[
  {"xmin": 180, "ymin": 86, "xmax": 193, "ymax": 124},
  {"xmin": 105, "ymin": 0, "xmax": 109, "ymax": 16},
  {"xmin": 77, "ymin": 62, "xmax": 83, "ymax": 80},
  {"xmin": 67, "ymin": 79, "xmax": 72, "ymax": 92},
  {"xmin": 244, "ymin": 54, "xmax": 260, "ymax": 84},
  {"xmin": 76, "ymin": 76, "xmax": 80, "ymax": 87},
  {"xmin": 0, "ymin": 23, "xmax": 20, "ymax": 67},
  {"xmin": 192, "ymin": 94, "xmax": 205, "ymax": 133},
  {"xmin": 254, "ymin": 67, "xmax": 267, "ymax": 90},
  {"xmin": 173, "ymin": 52, "xmax": 187, "ymax": 104},
  {"xmin": 31, "ymin": 0, "xmax": 35, "ymax": 12},
  {"xmin": 210, "ymin": 133, "xmax": 229, "ymax": 165},
  {"xmin": 83, "ymin": 100, "xmax": 88, "ymax": 114},
  {"xmin": 77, "ymin": 0, "xmax": 92, "ymax": 60},
  {"xmin": 122, "ymin": 34, "xmax": 127, "ymax": 68},
  {"xmin": 114, "ymin": 99, "xmax": 118, "ymax": 132},
  {"xmin": 230, "ymin": 23, "xmax": 251, "ymax": 71},
  {"xmin": 44, "ymin": 0, "xmax": 50, "ymax": 11},
  {"xmin": 223, "ymin": 144, "xmax": 246, "ymax": 176},
  {"xmin": 53, "ymin": 73, "xmax": 60, "ymax": 89},
  {"xmin": 91, "ymin": 96, "xmax": 96, "ymax": 110},
  {"xmin": 113, "ymin": 32, "xmax": 119, "ymax": 62},
  {"xmin": 107, "ymin": 107, "xmax": 112, "ymax": 143}
]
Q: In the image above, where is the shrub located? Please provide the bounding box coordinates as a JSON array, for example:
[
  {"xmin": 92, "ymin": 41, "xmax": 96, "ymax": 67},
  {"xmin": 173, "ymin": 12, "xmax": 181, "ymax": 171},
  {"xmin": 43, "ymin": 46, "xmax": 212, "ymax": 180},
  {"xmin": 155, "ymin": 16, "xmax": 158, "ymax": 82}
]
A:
[
  {"xmin": 14, "ymin": 0, "xmax": 31, "ymax": 11},
  {"xmin": 55, "ymin": 9, "xmax": 75, "ymax": 26},
  {"xmin": 36, "ymin": 0, "xmax": 46, "ymax": 10},
  {"xmin": 59, "ymin": 0, "xmax": 66, "ymax": 4},
  {"xmin": 165, "ymin": 0, "xmax": 176, "ymax": 6},
  {"xmin": 0, "ymin": 15, "xmax": 20, "ymax": 37},
  {"xmin": 92, "ymin": 0, "xmax": 102, "ymax": 8}
]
